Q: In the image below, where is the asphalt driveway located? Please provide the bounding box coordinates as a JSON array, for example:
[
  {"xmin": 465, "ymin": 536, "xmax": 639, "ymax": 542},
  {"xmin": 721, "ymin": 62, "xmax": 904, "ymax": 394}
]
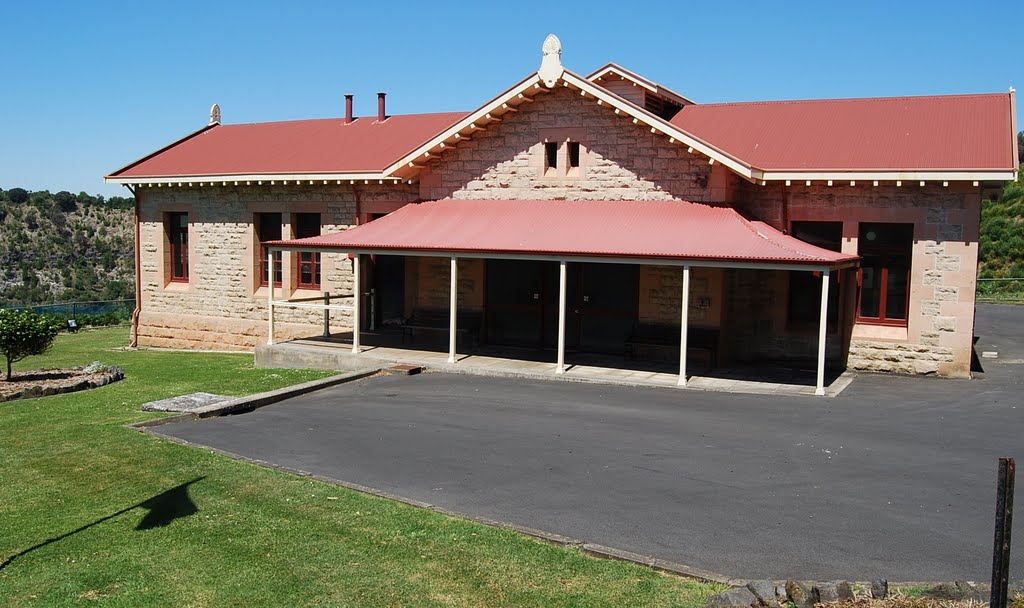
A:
[{"xmin": 156, "ymin": 304, "xmax": 1023, "ymax": 581}]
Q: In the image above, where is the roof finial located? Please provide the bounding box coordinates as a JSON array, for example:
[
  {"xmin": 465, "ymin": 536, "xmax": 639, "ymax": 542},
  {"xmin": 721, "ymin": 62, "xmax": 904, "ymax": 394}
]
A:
[
  {"xmin": 209, "ymin": 103, "xmax": 221, "ymax": 126},
  {"xmin": 538, "ymin": 34, "xmax": 563, "ymax": 87}
]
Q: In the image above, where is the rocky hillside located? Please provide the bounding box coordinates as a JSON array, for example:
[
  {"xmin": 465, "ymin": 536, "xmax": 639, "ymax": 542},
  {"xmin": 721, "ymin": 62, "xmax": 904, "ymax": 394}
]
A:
[
  {"xmin": 0, "ymin": 188, "xmax": 135, "ymax": 306},
  {"xmin": 980, "ymin": 172, "xmax": 1024, "ymax": 278}
]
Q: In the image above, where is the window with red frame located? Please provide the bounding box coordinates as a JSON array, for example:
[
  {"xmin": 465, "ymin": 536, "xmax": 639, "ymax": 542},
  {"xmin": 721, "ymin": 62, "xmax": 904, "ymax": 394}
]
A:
[
  {"xmin": 167, "ymin": 212, "xmax": 189, "ymax": 282},
  {"xmin": 788, "ymin": 221, "xmax": 842, "ymax": 330},
  {"xmin": 857, "ymin": 223, "xmax": 913, "ymax": 326},
  {"xmin": 294, "ymin": 213, "xmax": 321, "ymax": 289},
  {"xmin": 256, "ymin": 213, "xmax": 283, "ymax": 287}
]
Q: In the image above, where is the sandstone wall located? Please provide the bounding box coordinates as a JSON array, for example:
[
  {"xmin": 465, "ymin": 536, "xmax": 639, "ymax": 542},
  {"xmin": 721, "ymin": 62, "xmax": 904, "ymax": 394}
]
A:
[
  {"xmin": 732, "ymin": 181, "xmax": 979, "ymax": 377},
  {"xmin": 130, "ymin": 87, "xmax": 983, "ymax": 378},
  {"xmin": 135, "ymin": 182, "xmax": 417, "ymax": 349},
  {"xmin": 418, "ymin": 85, "xmax": 722, "ymax": 203}
]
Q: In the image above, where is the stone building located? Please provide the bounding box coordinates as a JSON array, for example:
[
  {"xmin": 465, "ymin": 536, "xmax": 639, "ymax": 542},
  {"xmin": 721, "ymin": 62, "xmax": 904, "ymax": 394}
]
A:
[{"xmin": 107, "ymin": 36, "xmax": 1018, "ymax": 394}]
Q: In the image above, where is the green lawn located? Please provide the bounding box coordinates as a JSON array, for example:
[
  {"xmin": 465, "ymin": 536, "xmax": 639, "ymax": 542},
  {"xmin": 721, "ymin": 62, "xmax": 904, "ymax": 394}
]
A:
[{"xmin": 0, "ymin": 327, "xmax": 723, "ymax": 607}]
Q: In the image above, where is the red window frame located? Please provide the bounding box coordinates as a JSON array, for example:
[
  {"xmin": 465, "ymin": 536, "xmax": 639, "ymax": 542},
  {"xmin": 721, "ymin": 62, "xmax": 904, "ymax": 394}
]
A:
[
  {"xmin": 294, "ymin": 213, "xmax": 321, "ymax": 290},
  {"xmin": 296, "ymin": 252, "xmax": 321, "ymax": 290},
  {"xmin": 167, "ymin": 212, "xmax": 189, "ymax": 282},
  {"xmin": 260, "ymin": 248, "xmax": 283, "ymax": 288},
  {"xmin": 856, "ymin": 223, "xmax": 913, "ymax": 327},
  {"xmin": 787, "ymin": 221, "xmax": 843, "ymax": 332},
  {"xmin": 257, "ymin": 213, "xmax": 283, "ymax": 287}
]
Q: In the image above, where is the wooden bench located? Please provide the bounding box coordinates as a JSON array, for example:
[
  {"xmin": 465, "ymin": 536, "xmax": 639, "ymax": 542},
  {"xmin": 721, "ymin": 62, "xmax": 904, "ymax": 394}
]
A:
[
  {"xmin": 625, "ymin": 322, "xmax": 719, "ymax": 369},
  {"xmin": 402, "ymin": 309, "xmax": 483, "ymax": 348}
]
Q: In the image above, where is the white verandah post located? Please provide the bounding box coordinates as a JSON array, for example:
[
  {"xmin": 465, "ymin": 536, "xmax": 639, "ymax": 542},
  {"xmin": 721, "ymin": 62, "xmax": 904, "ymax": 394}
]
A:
[
  {"xmin": 815, "ymin": 268, "xmax": 831, "ymax": 396},
  {"xmin": 556, "ymin": 260, "xmax": 567, "ymax": 374},
  {"xmin": 351, "ymin": 254, "xmax": 361, "ymax": 354},
  {"xmin": 267, "ymin": 247, "xmax": 275, "ymax": 345},
  {"xmin": 678, "ymin": 265, "xmax": 690, "ymax": 386},
  {"xmin": 448, "ymin": 255, "xmax": 458, "ymax": 363}
]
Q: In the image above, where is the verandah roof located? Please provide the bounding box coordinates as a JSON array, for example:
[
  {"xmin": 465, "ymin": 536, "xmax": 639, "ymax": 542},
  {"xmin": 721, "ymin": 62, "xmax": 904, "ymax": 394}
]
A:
[{"xmin": 265, "ymin": 199, "xmax": 859, "ymax": 269}]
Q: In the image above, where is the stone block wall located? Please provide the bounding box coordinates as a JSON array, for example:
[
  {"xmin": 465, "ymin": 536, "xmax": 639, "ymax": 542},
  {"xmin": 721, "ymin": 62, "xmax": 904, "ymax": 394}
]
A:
[
  {"xmin": 412, "ymin": 257, "xmax": 485, "ymax": 312},
  {"xmin": 638, "ymin": 266, "xmax": 724, "ymax": 327},
  {"xmin": 128, "ymin": 86, "xmax": 984, "ymax": 378},
  {"xmin": 418, "ymin": 85, "xmax": 720, "ymax": 203},
  {"xmin": 722, "ymin": 269, "xmax": 846, "ymax": 364},
  {"xmin": 135, "ymin": 182, "xmax": 417, "ymax": 349},
  {"xmin": 732, "ymin": 181, "xmax": 980, "ymax": 377}
]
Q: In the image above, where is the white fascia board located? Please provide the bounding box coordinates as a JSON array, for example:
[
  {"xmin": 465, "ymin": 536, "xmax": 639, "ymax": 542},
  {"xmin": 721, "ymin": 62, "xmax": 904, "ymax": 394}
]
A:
[
  {"xmin": 106, "ymin": 172, "xmax": 396, "ymax": 185},
  {"xmin": 759, "ymin": 170, "xmax": 1018, "ymax": 182},
  {"xmin": 381, "ymin": 73, "xmax": 544, "ymax": 176},
  {"xmin": 586, "ymin": 63, "xmax": 696, "ymax": 106},
  {"xmin": 267, "ymin": 245, "xmax": 854, "ymax": 271},
  {"xmin": 1010, "ymin": 88, "xmax": 1019, "ymax": 173},
  {"xmin": 559, "ymin": 71, "xmax": 754, "ymax": 179}
]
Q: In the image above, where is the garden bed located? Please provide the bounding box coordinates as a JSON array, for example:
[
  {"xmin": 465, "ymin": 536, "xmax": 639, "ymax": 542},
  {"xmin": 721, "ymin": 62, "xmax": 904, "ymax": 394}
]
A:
[{"xmin": 0, "ymin": 362, "xmax": 124, "ymax": 402}]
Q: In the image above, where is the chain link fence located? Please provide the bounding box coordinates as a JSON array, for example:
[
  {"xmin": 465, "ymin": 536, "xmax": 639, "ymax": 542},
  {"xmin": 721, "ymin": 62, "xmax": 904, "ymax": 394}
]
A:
[{"xmin": 977, "ymin": 278, "xmax": 1024, "ymax": 304}]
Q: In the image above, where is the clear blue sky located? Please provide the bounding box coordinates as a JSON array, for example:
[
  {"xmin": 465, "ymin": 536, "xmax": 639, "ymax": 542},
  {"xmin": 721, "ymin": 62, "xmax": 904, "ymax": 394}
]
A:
[{"xmin": 1, "ymin": 0, "xmax": 1020, "ymax": 198}]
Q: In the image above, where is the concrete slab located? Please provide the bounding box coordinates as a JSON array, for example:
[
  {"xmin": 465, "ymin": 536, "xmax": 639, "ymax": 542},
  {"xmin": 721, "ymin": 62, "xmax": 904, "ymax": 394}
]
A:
[
  {"xmin": 142, "ymin": 392, "xmax": 230, "ymax": 413},
  {"xmin": 256, "ymin": 340, "xmax": 852, "ymax": 398}
]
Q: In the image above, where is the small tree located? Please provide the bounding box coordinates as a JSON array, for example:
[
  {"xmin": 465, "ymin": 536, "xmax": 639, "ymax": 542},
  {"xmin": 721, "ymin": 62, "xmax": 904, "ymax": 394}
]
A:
[
  {"xmin": 7, "ymin": 188, "xmax": 29, "ymax": 204},
  {"xmin": 0, "ymin": 309, "xmax": 61, "ymax": 380},
  {"xmin": 54, "ymin": 190, "xmax": 77, "ymax": 213}
]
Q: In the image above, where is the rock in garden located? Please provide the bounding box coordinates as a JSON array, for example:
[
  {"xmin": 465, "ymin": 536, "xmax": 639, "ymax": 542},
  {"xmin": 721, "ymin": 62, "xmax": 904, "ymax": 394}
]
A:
[
  {"xmin": 958, "ymin": 581, "xmax": 989, "ymax": 601},
  {"xmin": 814, "ymin": 582, "xmax": 839, "ymax": 604},
  {"xmin": 871, "ymin": 579, "xmax": 888, "ymax": 599},
  {"xmin": 786, "ymin": 580, "xmax": 817, "ymax": 608},
  {"xmin": 705, "ymin": 587, "xmax": 758, "ymax": 608},
  {"xmin": 836, "ymin": 581, "xmax": 854, "ymax": 601},
  {"xmin": 923, "ymin": 582, "xmax": 961, "ymax": 600},
  {"xmin": 923, "ymin": 581, "xmax": 986, "ymax": 601},
  {"xmin": 746, "ymin": 580, "xmax": 781, "ymax": 608}
]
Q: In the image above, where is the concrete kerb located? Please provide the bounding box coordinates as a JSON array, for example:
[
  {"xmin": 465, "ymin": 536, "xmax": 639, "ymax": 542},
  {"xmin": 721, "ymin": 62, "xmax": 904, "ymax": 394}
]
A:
[
  {"xmin": 129, "ymin": 368, "xmax": 382, "ymax": 430},
  {"xmin": 133, "ymin": 411, "xmax": 738, "ymax": 586}
]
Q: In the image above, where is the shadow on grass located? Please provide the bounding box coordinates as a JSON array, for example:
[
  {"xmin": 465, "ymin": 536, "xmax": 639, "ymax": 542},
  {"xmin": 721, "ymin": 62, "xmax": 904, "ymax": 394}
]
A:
[{"xmin": 0, "ymin": 476, "xmax": 205, "ymax": 572}]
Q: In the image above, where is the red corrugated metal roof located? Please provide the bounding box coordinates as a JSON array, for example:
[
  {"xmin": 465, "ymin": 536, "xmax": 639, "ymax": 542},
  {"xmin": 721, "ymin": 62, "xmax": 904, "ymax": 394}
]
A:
[
  {"xmin": 267, "ymin": 199, "xmax": 858, "ymax": 267},
  {"xmin": 109, "ymin": 112, "xmax": 468, "ymax": 178},
  {"xmin": 670, "ymin": 93, "xmax": 1015, "ymax": 171}
]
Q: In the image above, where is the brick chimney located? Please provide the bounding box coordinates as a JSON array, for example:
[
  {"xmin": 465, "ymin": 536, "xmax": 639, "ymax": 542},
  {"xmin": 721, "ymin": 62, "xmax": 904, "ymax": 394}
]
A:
[
  {"xmin": 377, "ymin": 92, "xmax": 386, "ymax": 122},
  {"xmin": 345, "ymin": 94, "xmax": 354, "ymax": 124}
]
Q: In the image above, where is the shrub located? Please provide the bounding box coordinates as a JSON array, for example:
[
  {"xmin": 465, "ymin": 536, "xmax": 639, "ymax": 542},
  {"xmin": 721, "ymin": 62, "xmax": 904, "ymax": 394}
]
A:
[
  {"xmin": 0, "ymin": 309, "xmax": 61, "ymax": 380},
  {"xmin": 7, "ymin": 187, "xmax": 29, "ymax": 204}
]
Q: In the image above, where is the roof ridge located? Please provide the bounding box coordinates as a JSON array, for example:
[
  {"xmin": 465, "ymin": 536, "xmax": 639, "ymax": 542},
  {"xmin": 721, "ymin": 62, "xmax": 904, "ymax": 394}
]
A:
[
  {"xmin": 223, "ymin": 110, "xmax": 470, "ymax": 128},
  {"xmin": 683, "ymin": 92, "xmax": 1008, "ymax": 109}
]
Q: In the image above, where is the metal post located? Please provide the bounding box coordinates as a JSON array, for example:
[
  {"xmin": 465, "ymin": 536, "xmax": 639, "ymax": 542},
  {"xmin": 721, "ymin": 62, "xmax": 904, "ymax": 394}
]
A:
[
  {"xmin": 351, "ymin": 254, "xmax": 360, "ymax": 354},
  {"xmin": 448, "ymin": 256, "xmax": 458, "ymax": 364},
  {"xmin": 991, "ymin": 457, "xmax": 1016, "ymax": 608},
  {"xmin": 322, "ymin": 291, "xmax": 331, "ymax": 338},
  {"xmin": 267, "ymin": 248, "xmax": 275, "ymax": 345},
  {"xmin": 678, "ymin": 265, "xmax": 690, "ymax": 386},
  {"xmin": 556, "ymin": 260, "xmax": 567, "ymax": 374},
  {"xmin": 815, "ymin": 269, "xmax": 830, "ymax": 396}
]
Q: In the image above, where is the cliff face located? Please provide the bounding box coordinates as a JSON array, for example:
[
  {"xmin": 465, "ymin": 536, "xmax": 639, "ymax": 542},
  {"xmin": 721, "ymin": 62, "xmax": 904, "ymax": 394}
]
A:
[{"xmin": 0, "ymin": 194, "xmax": 134, "ymax": 305}]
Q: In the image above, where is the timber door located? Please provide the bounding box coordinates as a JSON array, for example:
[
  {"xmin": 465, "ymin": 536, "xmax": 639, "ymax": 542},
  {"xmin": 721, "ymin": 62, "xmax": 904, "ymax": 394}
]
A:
[
  {"xmin": 485, "ymin": 259, "xmax": 546, "ymax": 347},
  {"xmin": 542, "ymin": 263, "xmax": 638, "ymax": 354},
  {"xmin": 373, "ymin": 255, "xmax": 405, "ymax": 328},
  {"xmin": 578, "ymin": 263, "xmax": 639, "ymax": 354},
  {"xmin": 487, "ymin": 261, "xmax": 638, "ymax": 354}
]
